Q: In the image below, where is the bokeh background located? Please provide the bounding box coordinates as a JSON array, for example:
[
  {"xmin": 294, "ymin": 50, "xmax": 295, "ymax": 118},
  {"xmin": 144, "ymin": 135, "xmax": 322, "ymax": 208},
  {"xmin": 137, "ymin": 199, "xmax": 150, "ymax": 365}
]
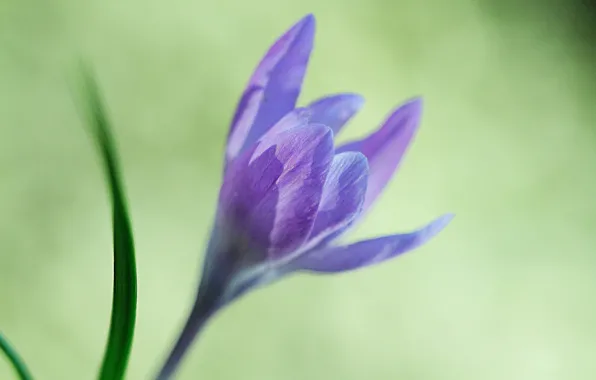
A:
[{"xmin": 1, "ymin": 0, "xmax": 596, "ymax": 379}]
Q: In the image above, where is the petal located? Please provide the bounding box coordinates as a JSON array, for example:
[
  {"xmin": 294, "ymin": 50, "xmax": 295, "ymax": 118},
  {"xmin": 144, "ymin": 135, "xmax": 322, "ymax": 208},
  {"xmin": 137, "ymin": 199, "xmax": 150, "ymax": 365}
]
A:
[
  {"xmin": 306, "ymin": 94, "xmax": 364, "ymax": 135},
  {"xmin": 259, "ymin": 107, "xmax": 311, "ymax": 138},
  {"xmin": 303, "ymin": 152, "xmax": 368, "ymax": 250},
  {"xmin": 226, "ymin": 14, "xmax": 315, "ymax": 163},
  {"xmin": 293, "ymin": 214, "xmax": 453, "ymax": 273},
  {"xmin": 220, "ymin": 124, "xmax": 334, "ymax": 259},
  {"xmin": 337, "ymin": 98, "xmax": 422, "ymax": 213},
  {"xmin": 256, "ymin": 93, "xmax": 364, "ymax": 142}
]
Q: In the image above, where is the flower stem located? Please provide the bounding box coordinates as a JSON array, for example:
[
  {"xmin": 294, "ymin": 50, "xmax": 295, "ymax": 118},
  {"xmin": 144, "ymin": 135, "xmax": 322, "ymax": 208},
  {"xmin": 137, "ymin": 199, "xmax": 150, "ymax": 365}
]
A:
[{"xmin": 155, "ymin": 283, "xmax": 219, "ymax": 380}]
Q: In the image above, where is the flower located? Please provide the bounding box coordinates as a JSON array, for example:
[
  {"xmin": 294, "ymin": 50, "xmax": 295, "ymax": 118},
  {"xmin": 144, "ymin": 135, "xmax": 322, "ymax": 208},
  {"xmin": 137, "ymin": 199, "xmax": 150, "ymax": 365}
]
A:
[{"xmin": 156, "ymin": 14, "xmax": 453, "ymax": 379}]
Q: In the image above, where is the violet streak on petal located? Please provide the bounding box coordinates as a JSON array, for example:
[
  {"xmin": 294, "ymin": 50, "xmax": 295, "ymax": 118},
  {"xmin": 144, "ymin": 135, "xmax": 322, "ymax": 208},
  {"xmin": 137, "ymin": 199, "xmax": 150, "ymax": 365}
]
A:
[
  {"xmin": 220, "ymin": 124, "xmax": 334, "ymax": 260},
  {"xmin": 226, "ymin": 14, "xmax": 315, "ymax": 163},
  {"xmin": 337, "ymin": 98, "xmax": 423, "ymax": 213},
  {"xmin": 306, "ymin": 94, "xmax": 364, "ymax": 135},
  {"xmin": 293, "ymin": 214, "xmax": 454, "ymax": 273}
]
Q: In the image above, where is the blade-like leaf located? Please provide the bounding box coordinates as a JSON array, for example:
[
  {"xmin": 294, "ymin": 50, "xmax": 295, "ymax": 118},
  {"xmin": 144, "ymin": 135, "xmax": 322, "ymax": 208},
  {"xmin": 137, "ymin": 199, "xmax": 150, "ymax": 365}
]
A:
[
  {"xmin": 0, "ymin": 332, "xmax": 33, "ymax": 380},
  {"xmin": 79, "ymin": 67, "xmax": 137, "ymax": 380}
]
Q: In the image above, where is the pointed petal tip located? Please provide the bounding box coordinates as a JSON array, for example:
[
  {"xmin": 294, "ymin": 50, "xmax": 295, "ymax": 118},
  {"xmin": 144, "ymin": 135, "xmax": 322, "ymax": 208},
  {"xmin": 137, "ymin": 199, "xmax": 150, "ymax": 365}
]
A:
[
  {"xmin": 292, "ymin": 212, "xmax": 454, "ymax": 274},
  {"xmin": 306, "ymin": 93, "xmax": 365, "ymax": 135},
  {"xmin": 426, "ymin": 213, "xmax": 455, "ymax": 236},
  {"xmin": 301, "ymin": 13, "xmax": 316, "ymax": 24},
  {"xmin": 381, "ymin": 97, "xmax": 424, "ymax": 138},
  {"xmin": 293, "ymin": 14, "xmax": 316, "ymax": 34},
  {"xmin": 346, "ymin": 93, "xmax": 366, "ymax": 109},
  {"xmin": 394, "ymin": 97, "xmax": 423, "ymax": 118},
  {"xmin": 309, "ymin": 93, "xmax": 365, "ymax": 110},
  {"xmin": 441, "ymin": 212, "xmax": 455, "ymax": 222},
  {"xmin": 408, "ymin": 96, "xmax": 423, "ymax": 105}
]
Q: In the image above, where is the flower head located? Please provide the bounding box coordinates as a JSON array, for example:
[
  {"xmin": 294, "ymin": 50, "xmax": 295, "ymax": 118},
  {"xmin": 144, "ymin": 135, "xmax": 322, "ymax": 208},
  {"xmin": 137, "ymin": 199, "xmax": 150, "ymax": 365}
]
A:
[
  {"xmin": 210, "ymin": 13, "xmax": 452, "ymax": 304},
  {"xmin": 157, "ymin": 14, "xmax": 453, "ymax": 379}
]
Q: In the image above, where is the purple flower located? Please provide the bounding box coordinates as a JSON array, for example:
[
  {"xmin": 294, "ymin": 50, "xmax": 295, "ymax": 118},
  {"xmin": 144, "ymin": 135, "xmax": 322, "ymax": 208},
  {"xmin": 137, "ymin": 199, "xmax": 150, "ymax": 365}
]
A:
[{"xmin": 156, "ymin": 14, "xmax": 453, "ymax": 379}]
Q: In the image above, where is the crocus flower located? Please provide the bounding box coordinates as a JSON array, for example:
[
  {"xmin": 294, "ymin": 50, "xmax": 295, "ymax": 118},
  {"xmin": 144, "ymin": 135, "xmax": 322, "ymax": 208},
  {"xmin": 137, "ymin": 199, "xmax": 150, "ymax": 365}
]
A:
[{"xmin": 156, "ymin": 14, "xmax": 453, "ymax": 379}]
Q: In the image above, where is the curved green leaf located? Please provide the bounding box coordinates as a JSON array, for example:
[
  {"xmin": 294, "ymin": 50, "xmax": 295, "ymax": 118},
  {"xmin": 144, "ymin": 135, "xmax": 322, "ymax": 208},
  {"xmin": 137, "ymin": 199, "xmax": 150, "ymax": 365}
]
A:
[
  {"xmin": 79, "ymin": 67, "xmax": 138, "ymax": 380},
  {"xmin": 0, "ymin": 332, "xmax": 33, "ymax": 380}
]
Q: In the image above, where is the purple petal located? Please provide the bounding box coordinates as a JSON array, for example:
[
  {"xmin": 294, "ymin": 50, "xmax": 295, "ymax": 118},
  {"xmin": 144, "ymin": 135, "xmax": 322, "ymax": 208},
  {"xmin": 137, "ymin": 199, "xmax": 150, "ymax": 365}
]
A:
[
  {"xmin": 220, "ymin": 124, "xmax": 334, "ymax": 259},
  {"xmin": 303, "ymin": 152, "xmax": 368, "ymax": 250},
  {"xmin": 337, "ymin": 98, "xmax": 422, "ymax": 213},
  {"xmin": 293, "ymin": 214, "xmax": 453, "ymax": 273},
  {"xmin": 259, "ymin": 107, "xmax": 311, "ymax": 138},
  {"xmin": 307, "ymin": 94, "xmax": 364, "ymax": 135},
  {"xmin": 256, "ymin": 93, "xmax": 364, "ymax": 143},
  {"xmin": 226, "ymin": 15, "xmax": 315, "ymax": 163}
]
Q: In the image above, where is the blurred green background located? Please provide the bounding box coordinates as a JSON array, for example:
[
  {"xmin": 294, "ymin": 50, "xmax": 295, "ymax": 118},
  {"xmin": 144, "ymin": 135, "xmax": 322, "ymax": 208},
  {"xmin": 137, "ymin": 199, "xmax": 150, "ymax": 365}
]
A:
[{"xmin": 1, "ymin": 0, "xmax": 595, "ymax": 379}]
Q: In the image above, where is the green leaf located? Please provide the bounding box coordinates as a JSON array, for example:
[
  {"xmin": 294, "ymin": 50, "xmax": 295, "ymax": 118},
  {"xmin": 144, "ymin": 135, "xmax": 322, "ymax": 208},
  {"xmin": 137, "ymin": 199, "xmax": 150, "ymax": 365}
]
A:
[
  {"xmin": 0, "ymin": 332, "xmax": 34, "ymax": 380},
  {"xmin": 78, "ymin": 67, "xmax": 138, "ymax": 380}
]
